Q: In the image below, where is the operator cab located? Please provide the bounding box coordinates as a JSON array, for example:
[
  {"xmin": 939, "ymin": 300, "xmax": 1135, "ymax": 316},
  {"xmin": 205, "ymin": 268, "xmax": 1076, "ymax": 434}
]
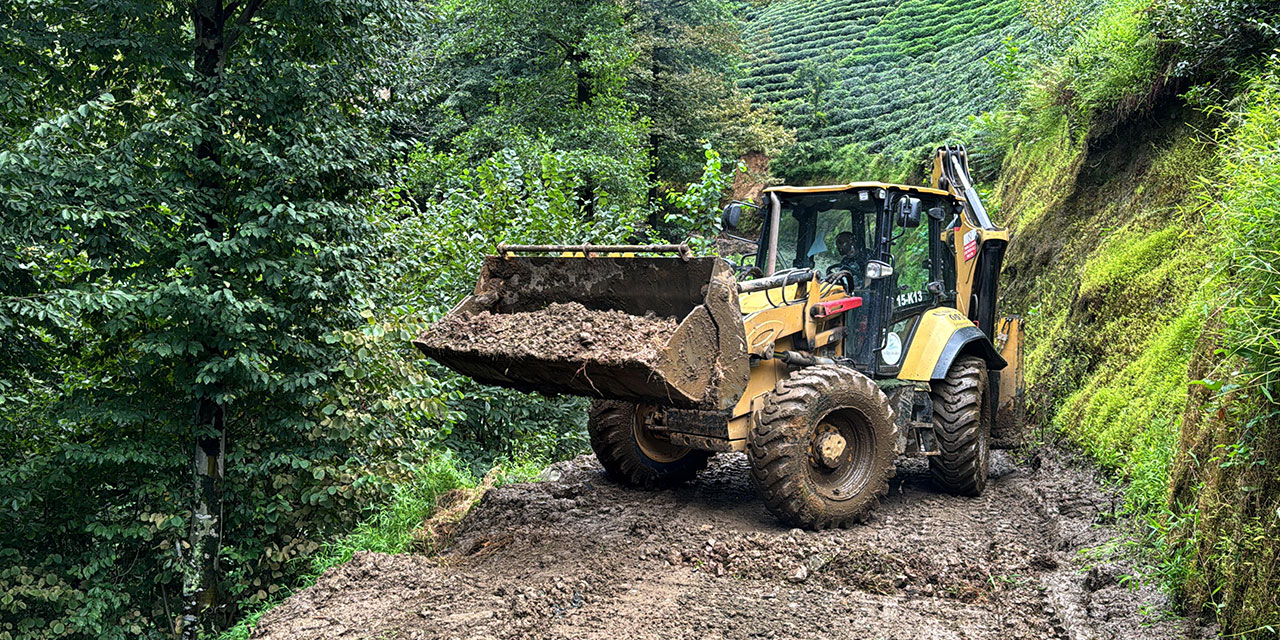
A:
[{"xmin": 734, "ymin": 183, "xmax": 964, "ymax": 377}]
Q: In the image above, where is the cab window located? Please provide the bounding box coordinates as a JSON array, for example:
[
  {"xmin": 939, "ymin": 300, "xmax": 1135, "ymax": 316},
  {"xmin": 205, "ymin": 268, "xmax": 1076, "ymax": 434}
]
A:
[
  {"xmin": 890, "ymin": 193, "xmax": 937, "ymax": 313},
  {"xmin": 775, "ymin": 193, "xmax": 878, "ymax": 276}
]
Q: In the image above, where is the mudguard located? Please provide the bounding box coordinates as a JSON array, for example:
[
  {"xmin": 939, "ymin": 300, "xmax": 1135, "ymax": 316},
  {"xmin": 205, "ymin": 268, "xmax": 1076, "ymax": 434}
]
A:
[{"xmin": 897, "ymin": 308, "xmax": 1006, "ymax": 382}]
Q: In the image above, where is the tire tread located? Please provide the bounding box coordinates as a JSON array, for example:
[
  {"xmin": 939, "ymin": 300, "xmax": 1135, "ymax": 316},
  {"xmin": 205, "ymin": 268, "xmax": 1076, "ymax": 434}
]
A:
[{"xmin": 928, "ymin": 356, "xmax": 990, "ymax": 496}]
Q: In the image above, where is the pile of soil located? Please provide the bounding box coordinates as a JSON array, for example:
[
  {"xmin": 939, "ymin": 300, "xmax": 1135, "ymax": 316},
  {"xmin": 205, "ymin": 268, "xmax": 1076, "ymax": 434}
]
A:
[
  {"xmin": 419, "ymin": 302, "xmax": 678, "ymax": 366},
  {"xmin": 715, "ymin": 234, "xmax": 759, "ymax": 258},
  {"xmin": 251, "ymin": 447, "xmax": 1216, "ymax": 640}
]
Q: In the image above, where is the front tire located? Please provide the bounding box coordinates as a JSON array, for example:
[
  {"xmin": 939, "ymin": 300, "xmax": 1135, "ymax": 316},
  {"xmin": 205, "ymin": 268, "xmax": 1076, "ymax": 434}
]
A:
[
  {"xmin": 748, "ymin": 366, "xmax": 898, "ymax": 529},
  {"xmin": 929, "ymin": 356, "xmax": 992, "ymax": 496},
  {"xmin": 588, "ymin": 400, "xmax": 710, "ymax": 488}
]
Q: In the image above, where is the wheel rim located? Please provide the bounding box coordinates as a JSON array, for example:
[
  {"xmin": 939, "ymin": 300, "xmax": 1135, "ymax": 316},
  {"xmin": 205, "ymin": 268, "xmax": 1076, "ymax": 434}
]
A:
[
  {"xmin": 632, "ymin": 404, "xmax": 691, "ymax": 464},
  {"xmin": 807, "ymin": 408, "xmax": 877, "ymax": 501}
]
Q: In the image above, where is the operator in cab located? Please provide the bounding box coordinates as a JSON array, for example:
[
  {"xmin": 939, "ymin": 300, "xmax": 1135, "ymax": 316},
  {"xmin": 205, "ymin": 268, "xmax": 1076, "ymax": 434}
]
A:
[{"xmin": 833, "ymin": 231, "xmax": 870, "ymax": 289}]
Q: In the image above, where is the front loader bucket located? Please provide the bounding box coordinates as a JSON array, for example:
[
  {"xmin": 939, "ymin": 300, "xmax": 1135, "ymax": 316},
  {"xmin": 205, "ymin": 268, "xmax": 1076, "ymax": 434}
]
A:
[{"xmin": 414, "ymin": 254, "xmax": 750, "ymax": 410}]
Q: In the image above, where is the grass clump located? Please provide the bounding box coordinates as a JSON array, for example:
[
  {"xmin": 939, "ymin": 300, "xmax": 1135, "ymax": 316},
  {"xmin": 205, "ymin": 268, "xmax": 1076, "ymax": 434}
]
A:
[
  {"xmin": 1214, "ymin": 57, "xmax": 1280, "ymax": 397},
  {"xmin": 309, "ymin": 454, "xmax": 476, "ymax": 570},
  {"xmin": 1064, "ymin": 0, "xmax": 1160, "ymax": 119}
]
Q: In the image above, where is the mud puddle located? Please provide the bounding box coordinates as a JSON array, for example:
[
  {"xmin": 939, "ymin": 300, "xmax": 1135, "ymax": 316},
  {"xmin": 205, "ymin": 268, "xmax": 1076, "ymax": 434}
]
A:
[{"xmin": 253, "ymin": 447, "xmax": 1215, "ymax": 640}]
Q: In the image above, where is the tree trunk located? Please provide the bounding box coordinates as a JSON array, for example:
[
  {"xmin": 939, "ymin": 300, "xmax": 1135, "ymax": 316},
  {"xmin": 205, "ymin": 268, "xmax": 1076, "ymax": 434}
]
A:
[
  {"xmin": 181, "ymin": 399, "xmax": 225, "ymax": 639},
  {"xmin": 646, "ymin": 12, "xmax": 665, "ymax": 230},
  {"xmin": 181, "ymin": 1, "xmax": 228, "ymax": 636}
]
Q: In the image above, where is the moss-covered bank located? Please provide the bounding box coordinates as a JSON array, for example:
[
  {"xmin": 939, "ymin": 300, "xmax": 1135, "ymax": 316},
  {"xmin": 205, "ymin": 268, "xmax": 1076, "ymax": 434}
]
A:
[{"xmin": 986, "ymin": 1, "xmax": 1280, "ymax": 632}]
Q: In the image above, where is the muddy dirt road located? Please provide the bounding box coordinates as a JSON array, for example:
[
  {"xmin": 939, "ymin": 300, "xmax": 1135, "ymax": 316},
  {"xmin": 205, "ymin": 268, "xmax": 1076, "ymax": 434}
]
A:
[{"xmin": 254, "ymin": 449, "xmax": 1214, "ymax": 640}]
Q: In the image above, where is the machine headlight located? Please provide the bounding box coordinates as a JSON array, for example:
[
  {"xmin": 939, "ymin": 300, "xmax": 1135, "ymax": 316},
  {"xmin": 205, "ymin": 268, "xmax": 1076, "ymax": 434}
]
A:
[{"xmin": 865, "ymin": 260, "xmax": 894, "ymax": 280}]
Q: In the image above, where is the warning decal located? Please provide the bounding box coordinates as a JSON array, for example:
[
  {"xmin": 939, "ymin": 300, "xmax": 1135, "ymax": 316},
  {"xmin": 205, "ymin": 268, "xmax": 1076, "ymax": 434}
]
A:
[{"xmin": 963, "ymin": 229, "xmax": 979, "ymax": 261}]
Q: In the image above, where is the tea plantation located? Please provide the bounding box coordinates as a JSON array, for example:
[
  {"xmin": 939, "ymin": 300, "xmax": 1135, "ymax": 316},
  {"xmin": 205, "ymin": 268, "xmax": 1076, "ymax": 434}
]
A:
[{"xmin": 741, "ymin": 0, "xmax": 1034, "ymax": 157}]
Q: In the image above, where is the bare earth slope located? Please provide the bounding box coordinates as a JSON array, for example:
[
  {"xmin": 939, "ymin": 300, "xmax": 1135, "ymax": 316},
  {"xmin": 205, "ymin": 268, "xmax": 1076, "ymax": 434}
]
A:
[{"xmin": 254, "ymin": 449, "xmax": 1214, "ymax": 640}]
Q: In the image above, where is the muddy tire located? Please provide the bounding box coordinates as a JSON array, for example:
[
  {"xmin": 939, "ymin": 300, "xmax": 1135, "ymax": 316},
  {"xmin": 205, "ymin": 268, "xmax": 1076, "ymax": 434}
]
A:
[
  {"xmin": 929, "ymin": 356, "xmax": 992, "ymax": 496},
  {"xmin": 748, "ymin": 365, "xmax": 898, "ymax": 529},
  {"xmin": 588, "ymin": 400, "xmax": 710, "ymax": 488}
]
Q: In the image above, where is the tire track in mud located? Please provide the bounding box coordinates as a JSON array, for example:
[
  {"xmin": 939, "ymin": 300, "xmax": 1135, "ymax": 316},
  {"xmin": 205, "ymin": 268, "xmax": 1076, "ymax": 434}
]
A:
[{"xmin": 253, "ymin": 448, "xmax": 1214, "ymax": 640}]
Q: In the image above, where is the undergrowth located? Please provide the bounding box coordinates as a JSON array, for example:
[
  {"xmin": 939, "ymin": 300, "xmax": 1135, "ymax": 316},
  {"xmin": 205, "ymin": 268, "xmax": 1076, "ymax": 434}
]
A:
[
  {"xmin": 1166, "ymin": 55, "xmax": 1280, "ymax": 637},
  {"xmin": 1214, "ymin": 56, "xmax": 1280, "ymax": 398},
  {"xmin": 217, "ymin": 454, "xmax": 478, "ymax": 640}
]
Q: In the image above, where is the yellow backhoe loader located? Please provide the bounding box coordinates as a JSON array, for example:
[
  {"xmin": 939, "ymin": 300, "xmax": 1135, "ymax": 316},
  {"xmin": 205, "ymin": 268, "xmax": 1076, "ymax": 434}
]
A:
[{"xmin": 416, "ymin": 145, "xmax": 1024, "ymax": 529}]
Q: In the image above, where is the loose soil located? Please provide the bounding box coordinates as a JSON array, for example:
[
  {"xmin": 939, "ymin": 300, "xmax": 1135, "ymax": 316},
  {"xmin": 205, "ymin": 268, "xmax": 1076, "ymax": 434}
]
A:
[
  {"xmin": 418, "ymin": 302, "xmax": 678, "ymax": 366},
  {"xmin": 253, "ymin": 447, "xmax": 1215, "ymax": 640}
]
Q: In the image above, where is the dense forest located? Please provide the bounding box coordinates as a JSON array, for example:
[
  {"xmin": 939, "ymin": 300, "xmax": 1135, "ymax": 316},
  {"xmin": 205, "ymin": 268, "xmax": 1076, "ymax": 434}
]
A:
[{"xmin": 1, "ymin": 0, "xmax": 1278, "ymax": 638}]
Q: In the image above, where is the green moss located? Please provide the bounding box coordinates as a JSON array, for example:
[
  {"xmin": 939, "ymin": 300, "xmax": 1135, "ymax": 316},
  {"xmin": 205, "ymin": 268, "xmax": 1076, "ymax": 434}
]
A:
[
  {"xmin": 1055, "ymin": 306, "xmax": 1202, "ymax": 512},
  {"xmin": 1077, "ymin": 227, "xmax": 1182, "ymax": 301},
  {"xmin": 992, "ymin": 119, "xmax": 1085, "ymax": 229}
]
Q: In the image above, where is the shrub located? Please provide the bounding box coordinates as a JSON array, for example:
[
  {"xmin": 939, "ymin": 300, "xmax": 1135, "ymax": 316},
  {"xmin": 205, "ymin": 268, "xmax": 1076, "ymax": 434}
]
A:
[{"xmin": 1213, "ymin": 56, "xmax": 1280, "ymax": 397}]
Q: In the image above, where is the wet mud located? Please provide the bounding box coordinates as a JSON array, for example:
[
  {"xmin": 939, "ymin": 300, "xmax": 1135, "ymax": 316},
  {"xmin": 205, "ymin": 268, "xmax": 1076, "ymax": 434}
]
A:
[{"xmin": 253, "ymin": 447, "xmax": 1215, "ymax": 640}]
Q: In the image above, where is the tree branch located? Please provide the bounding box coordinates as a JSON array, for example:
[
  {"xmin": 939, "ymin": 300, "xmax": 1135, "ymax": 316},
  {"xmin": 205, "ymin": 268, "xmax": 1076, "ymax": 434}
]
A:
[
  {"xmin": 224, "ymin": 0, "xmax": 267, "ymax": 51},
  {"xmin": 235, "ymin": 0, "xmax": 267, "ymax": 27}
]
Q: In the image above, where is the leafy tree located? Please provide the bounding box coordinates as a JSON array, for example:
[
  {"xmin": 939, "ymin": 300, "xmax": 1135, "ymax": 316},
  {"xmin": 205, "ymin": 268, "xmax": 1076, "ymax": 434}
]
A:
[
  {"xmin": 0, "ymin": 0, "xmax": 438, "ymax": 636},
  {"xmin": 429, "ymin": 0, "xmax": 650, "ymax": 213},
  {"xmin": 620, "ymin": 0, "xmax": 790, "ymax": 236},
  {"xmin": 627, "ymin": 0, "xmax": 733, "ymax": 178},
  {"xmin": 0, "ymin": 1, "xmax": 759, "ymax": 638}
]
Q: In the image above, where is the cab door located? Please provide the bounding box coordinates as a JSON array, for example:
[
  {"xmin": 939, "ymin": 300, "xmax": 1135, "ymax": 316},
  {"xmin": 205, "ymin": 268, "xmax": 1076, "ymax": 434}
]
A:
[{"xmin": 874, "ymin": 193, "xmax": 946, "ymax": 377}]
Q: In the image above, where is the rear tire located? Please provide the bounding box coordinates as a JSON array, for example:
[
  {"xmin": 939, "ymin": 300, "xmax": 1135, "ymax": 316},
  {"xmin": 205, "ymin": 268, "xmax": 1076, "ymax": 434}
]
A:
[
  {"xmin": 748, "ymin": 365, "xmax": 898, "ymax": 529},
  {"xmin": 588, "ymin": 400, "xmax": 710, "ymax": 488},
  {"xmin": 929, "ymin": 356, "xmax": 992, "ymax": 496}
]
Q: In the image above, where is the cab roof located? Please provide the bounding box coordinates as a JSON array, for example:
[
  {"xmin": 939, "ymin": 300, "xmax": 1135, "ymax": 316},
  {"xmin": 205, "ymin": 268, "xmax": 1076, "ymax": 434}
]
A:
[{"xmin": 762, "ymin": 181, "xmax": 952, "ymax": 198}]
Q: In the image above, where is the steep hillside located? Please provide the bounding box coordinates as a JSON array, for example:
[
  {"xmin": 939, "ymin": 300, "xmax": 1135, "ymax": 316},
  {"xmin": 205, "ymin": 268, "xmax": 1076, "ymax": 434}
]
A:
[
  {"xmin": 998, "ymin": 98, "xmax": 1214, "ymax": 525},
  {"xmin": 997, "ymin": 94, "xmax": 1280, "ymax": 637},
  {"xmin": 984, "ymin": 0, "xmax": 1280, "ymax": 634},
  {"xmin": 741, "ymin": 0, "xmax": 1033, "ymax": 172}
]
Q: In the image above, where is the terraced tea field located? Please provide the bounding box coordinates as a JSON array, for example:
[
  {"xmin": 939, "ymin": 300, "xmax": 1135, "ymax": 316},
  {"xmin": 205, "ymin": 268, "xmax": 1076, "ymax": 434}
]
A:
[{"xmin": 742, "ymin": 0, "xmax": 1035, "ymax": 157}]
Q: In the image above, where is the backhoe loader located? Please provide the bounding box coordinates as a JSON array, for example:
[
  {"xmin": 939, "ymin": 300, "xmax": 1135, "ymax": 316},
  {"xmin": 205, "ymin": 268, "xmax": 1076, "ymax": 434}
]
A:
[{"xmin": 415, "ymin": 145, "xmax": 1025, "ymax": 529}]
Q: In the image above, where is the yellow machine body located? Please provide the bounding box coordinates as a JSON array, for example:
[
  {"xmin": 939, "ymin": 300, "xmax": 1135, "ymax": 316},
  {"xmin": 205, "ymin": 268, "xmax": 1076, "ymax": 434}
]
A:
[{"xmin": 417, "ymin": 147, "xmax": 1025, "ymax": 456}]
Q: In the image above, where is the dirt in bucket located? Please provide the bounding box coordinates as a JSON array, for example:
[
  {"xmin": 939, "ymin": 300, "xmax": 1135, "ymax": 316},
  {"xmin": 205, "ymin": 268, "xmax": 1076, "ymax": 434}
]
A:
[{"xmin": 418, "ymin": 302, "xmax": 680, "ymax": 366}]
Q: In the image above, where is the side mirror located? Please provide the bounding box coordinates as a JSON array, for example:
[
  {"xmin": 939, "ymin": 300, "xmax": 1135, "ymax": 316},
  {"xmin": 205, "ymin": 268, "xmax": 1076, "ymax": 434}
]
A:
[
  {"xmin": 896, "ymin": 197, "xmax": 922, "ymax": 228},
  {"xmin": 722, "ymin": 202, "xmax": 742, "ymax": 230},
  {"xmin": 927, "ymin": 206, "xmax": 945, "ymax": 221}
]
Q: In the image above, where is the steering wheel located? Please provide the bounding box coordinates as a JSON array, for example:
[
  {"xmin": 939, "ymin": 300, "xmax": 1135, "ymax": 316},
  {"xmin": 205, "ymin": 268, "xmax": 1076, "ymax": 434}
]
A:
[{"xmin": 824, "ymin": 268, "xmax": 857, "ymax": 292}]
